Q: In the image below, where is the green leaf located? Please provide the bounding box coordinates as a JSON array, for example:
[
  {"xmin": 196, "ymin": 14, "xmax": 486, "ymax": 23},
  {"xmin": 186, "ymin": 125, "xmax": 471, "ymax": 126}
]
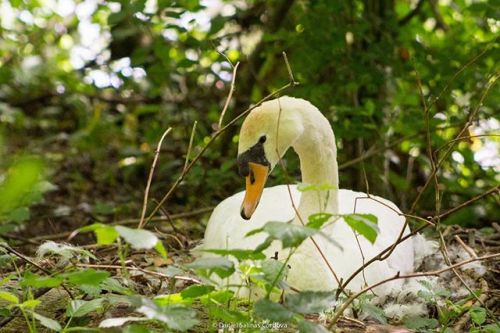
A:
[
  {"xmin": 67, "ymin": 298, "xmax": 106, "ymax": 317},
  {"xmin": 403, "ymin": 316, "xmax": 438, "ymax": 330},
  {"xmin": 154, "ymin": 293, "xmax": 188, "ymax": 305},
  {"xmin": 0, "ymin": 275, "xmax": 13, "ymax": 287},
  {"xmin": 115, "ymin": 226, "xmax": 159, "ymax": 250},
  {"xmin": 253, "ymin": 299, "xmax": 294, "ymax": 322},
  {"xmin": 199, "ymin": 290, "xmax": 234, "ymax": 305},
  {"xmin": 247, "ymin": 222, "xmax": 317, "ymax": 249},
  {"xmin": 32, "ymin": 311, "xmax": 62, "ymax": 331},
  {"xmin": 135, "ymin": 298, "xmax": 198, "ymax": 332},
  {"xmin": 64, "ymin": 269, "xmax": 109, "ymax": 286},
  {"xmin": 361, "ymin": 303, "xmax": 387, "ymax": 324},
  {"xmin": 307, "ymin": 213, "xmax": 333, "ymax": 229},
  {"xmin": 202, "ymin": 248, "xmax": 266, "ymax": 260},
  {"xmin": 0, "ymin": 291, "xmax": 19, "ymax": 304},
  {"xmin": 108, "ymin": 11, "xmax": 127, "ymax": 25},
  {"xmin": 483, "ymin": 323, "xmax": 500, "ymax": 333},
  {"xmin": 285, "ymin": 291, "xmax": 336, "ymax": 314},
  {"xmin": 180, "ymin": 285, "xmax": 215, "ymax": 299},
  {"xmin": 6, "ymin": 207, "xmax": 30, "ymax": 222},
  {"xmin": 344, "ymin": 214, "xmax": 379, "ymax": 244},
  {"xmin": 0, "ymin": 307, "xmax": 10, "ymax": 317},
  {"xmin": 20, "ymin": 299, "xmax": 41, "ymax": 309},
  {"xmin": 154, "ymin": 241, "xmax": 168, "ymax": 258},
  {"xmin": 94, "ymin": 225, "xmax": 119, "ymax": 245},
  {"xmin": 101, "ymin": 278, "xmax": 133, "ymax": 295},
  {"xmin": 186, "ymin": 257, "xmax": 235, "ymax": 279},
  {"xmin": 21, "ymin": 272, "xmax": 63, "ymax": 288},
  {"xmin": 297, "ymin": 320, "xmax": 330, "ymax": 333},
  {"xmin": 261, "ymin": 259, "xmax": 289, "ymax": 287},
  {"xmin": 208, "ymin": 306, "xmax": 249, "ymax": 323},
  {"xmin": 469, "ymin": 306, "xmax": 486, "ymax": 325},
  {"xmin": 0, "ymin": 158, "xmax": 44, "ymax": 215}
]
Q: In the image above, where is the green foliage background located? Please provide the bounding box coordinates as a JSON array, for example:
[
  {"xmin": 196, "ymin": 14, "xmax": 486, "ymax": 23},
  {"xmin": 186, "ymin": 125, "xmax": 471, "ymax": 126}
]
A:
[{"xmin": 0, "ymin": 0, "xmax": 498, "ymax": 231}]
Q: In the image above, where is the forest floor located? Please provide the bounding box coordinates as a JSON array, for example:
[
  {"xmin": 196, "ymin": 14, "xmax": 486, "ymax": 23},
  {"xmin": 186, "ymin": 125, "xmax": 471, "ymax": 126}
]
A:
[{"xmin": 1, "ymin": 129, "xmax": 499, "ymax": 332}]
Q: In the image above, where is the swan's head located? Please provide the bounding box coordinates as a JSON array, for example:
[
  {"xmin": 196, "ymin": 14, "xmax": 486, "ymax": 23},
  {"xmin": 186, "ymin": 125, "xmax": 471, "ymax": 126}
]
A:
[{"xmin": 236, "ymin": 97, "xmax": 304, "ymax": 220}]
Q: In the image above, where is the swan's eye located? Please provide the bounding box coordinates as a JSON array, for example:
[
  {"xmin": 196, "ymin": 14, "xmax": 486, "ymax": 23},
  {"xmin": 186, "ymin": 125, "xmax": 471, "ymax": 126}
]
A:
[{"xmin": 259, "ymin": 135, "xmax": 266, "ymax": 144}]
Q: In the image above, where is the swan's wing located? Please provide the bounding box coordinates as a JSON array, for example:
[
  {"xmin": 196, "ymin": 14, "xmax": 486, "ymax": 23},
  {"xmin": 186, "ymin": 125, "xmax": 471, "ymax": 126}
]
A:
[{"xmin": 336, "ymin": 189, "xmax": 414, "ymax": 282}]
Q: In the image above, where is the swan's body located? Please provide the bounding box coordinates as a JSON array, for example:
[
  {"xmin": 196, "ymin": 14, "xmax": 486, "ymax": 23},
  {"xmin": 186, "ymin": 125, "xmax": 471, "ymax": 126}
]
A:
[{"xmin": 201, "ymin": 96, "xmax": 415, "ymax": 296}]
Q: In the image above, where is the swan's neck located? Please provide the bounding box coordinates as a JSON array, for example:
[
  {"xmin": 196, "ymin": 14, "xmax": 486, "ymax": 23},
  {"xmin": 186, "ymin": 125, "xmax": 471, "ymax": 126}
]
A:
[{"xmin": 292, "ymin": 114, "xmax": 339, "ymax": 222}]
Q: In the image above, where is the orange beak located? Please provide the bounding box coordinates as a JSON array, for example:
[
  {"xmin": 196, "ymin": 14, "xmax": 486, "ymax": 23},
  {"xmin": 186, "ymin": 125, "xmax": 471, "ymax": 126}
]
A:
[{"xmin": 240, "ymin": 162, "xmax": 269, "ymax": 220}]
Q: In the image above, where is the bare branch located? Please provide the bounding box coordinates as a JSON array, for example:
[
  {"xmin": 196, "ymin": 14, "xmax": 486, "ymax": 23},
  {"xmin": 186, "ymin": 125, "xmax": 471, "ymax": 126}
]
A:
[
  {"xmin": 183, "ymin": 121, "xmax": 198, "ymax": 172},
  {"xmin": 218, "ymin": 62, "xmax": 240, "ymax": 129},
  {"xmin": 138, "ymin": 127, "xmax": 172, "ymax": 229}
]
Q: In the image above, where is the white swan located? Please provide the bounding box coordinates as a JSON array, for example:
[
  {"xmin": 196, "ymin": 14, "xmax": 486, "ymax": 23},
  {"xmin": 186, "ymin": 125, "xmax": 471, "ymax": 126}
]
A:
[{"xmin": 202, "ymin": 96, "xmax": 415, "ymax": 297}]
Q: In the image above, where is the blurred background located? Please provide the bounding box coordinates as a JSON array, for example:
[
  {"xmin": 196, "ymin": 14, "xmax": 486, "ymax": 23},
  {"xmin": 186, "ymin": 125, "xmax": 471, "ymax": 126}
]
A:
[{"xmin": 0, "ymin": 0, "xmax": 498, "ymax": 239}]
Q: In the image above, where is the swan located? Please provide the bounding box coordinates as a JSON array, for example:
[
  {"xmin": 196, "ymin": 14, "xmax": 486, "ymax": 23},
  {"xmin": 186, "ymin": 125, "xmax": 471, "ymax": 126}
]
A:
[{"xmin": 201, "ymin": 96, "xmax": 416, "ymax": 297}]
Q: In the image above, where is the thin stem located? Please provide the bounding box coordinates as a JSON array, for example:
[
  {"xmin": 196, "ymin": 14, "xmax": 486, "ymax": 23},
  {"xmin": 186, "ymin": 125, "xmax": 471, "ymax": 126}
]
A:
[
  {"xmin": 138, "ymin": 127, "xmax": 172, "ymax": 228},
  {"xmin": 218, "ymin": 62, "xmax": 240, "ymax": 129},
  {"xmin": 183, "ymin": 121, "xmax": 197, "ymax": 172}
]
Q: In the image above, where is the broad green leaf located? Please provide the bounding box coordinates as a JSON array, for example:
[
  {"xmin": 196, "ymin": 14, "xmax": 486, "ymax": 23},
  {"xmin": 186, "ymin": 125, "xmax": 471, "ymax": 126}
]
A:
[
  {"xmin": 0, "ymin": 307, "xmax": 10, "ymax": 317},
  {"xmin": 101, "ymin": 278, "xmax": 133, "ymax": 295},
  {"xmin": 6, "ymin": 207, "xmax": 30, "ymax": 222},
  {"xmin": 0, "ymin": 158, "xmax": 44, "ymax": 215},
  {"xmin": 135, "ymin": 299, "xmax": 198, "ymax": 332},
  {"xmin": 285, "ymin": 291, "xmax": 336, "ymax": 314},
  {"xmin": 154, "ymin": 241, "xmax": 168, "ymax": 258},
  {"xmin": 261, "ymin": 259, "xmax": 289, "ymax": 287},
  {"xmin": 115, "ymin": 226, "xmax": 159, "ymax": 250},
  {"xmin": 64, "ymin": 269, "xmax": 109, "ymax": 286},
  {"xmin": 21, "ymin": 272, "xmax": 63, "ymax": 288},
  {"xmin": 255, "ymin": 236, "xmax": 273, "ymax": 252},
  {"xmin": 253, "ymin": 299, "xmax": 293, "ymax": 322},
  {"xmin": 307, "ymin": 213, "xmax": 333, "ymax": 229},
  {"xmin": 483, "ymin": 323, "xmax": 500, "ymax": 333},
  {"xmin": 20, "ymin": 299, "xmax": 41, "ymax": 309},
  {"xmin": 186, "ymin": 257, "xmax": 235, "ymax": 279},
  {"xmin": 199, "ymin": 290, "xmax": 234, "ymax": 305},
  {"xmin": 344, "ymin": 214, "xmax": 379, "ymax": 244},
  {"xmin": 469, "ymin": 306, "xmax": 486, "ymax": 325},
  {"xmin": 208, "ymin": 306, "xmax": 249, "ymax": 323},
  {"xmin": 94, "ymin": 225, "xmax": 119, "ymax": 245},
  {"xmin": 155, "ymin": 293, "xmax": 189, "ymax": 305},
  {"xmin": 0, "ymin": 275, "xmax": 13, "ymax": 287},
  {"xmin": 67, "ymin": 298, "xmax": 106, "ymax": 317},
  {"xmin": 180, "ymin": 284, "xmax": 214, "ymax": 299},
  {"xmin": 0, "ymin": 291, "xmax": 18, "ymax": 304},
  {"xmin": 298, "ymin": 320, "xmax": 330, "ymax": 333},
  {"xmin": 403, "ymin": 316, "xmax": 438, "ymax": 330},
  {"xmin": 202, "ymin": 248, "xmax": 266, "ymax": 260},
  {"xmin": 247, "ymin": 222, "xmax": 317, "ymax": 249},
  {"xmin": 32, "ymin": 311, "xmax": 62, "ymax": 331},
  {"xmin": 361, "ymin": 303, "xmax": 387, "ymax": 324}
]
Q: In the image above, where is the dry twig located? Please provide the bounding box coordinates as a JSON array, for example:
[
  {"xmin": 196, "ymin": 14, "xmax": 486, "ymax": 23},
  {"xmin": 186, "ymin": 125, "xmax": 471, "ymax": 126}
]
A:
[{"xmin": 139, "ymin": 127, "xmax": 172, "ymax": 229}]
